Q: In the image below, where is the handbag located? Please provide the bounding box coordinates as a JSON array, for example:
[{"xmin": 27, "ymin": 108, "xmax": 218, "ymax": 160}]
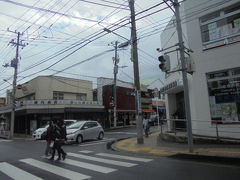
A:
[{"xmin": 49, "ymin": 141, "xmax": 54, "ymax": 148}]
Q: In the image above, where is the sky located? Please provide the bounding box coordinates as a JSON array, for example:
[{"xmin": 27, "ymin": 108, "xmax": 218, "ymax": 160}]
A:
[{"xmin": 0, "ymin": 0, "xmax": 173, "ymax": 97}]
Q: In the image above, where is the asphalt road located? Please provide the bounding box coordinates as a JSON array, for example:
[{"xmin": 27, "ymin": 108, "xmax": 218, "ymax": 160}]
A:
[{"xmin": 0, "ymin": 127, "xmax": 240, "ymax": 180}]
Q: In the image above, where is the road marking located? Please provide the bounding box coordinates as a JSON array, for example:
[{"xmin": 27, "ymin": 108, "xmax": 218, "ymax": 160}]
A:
[
  {"xmin": 96, "ymin": 153, "xmax": 153, "ymax": 162},
  {"xmin": 105, "ymin": 132, "xmax": 136, "ymax": 135},
  {"xmin": 68, "ymin": 153, "xmax": 137, "ymax": 167},
  {"xmin": 79, "ymin": 142, "xmax": 106, "ymax": 147},
  {"xmin": 62, "ymin": 158, "xmax": 117, "ymax": 173},
  {"xmin": 20, "ymin": 158, "xmax": 90, "ymax": 180},
  {"xmin": 0, "ymin": 139, "xmax": 12, "ymax": 142},
  {"xmin": 0, "ymin": 162, "xmax": 43, "ymax": 180},
  {"xmin": 79, "ymin": 150, "xmax": 93, "ymax": 153}
]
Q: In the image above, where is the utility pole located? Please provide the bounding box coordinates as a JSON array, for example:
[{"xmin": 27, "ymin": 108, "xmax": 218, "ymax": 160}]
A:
[
  {"xmin": 113, "ymin": 41, "xmax": 119, "ymax": 128},
  {"xmin": 5, "ymin": 30, "xmax": 25, "ymax": 139},
  {"xmin": 173, "ymin": 0, "xmax": 194, "ymax": 152},
  {"xmin": 129, "ymin": 0, "xmax": 143, "ymax": 144}
]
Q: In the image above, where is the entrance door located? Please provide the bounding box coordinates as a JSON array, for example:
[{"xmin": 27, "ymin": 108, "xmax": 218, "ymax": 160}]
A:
[{"xmin": 175, "ymin": 92, "xmax": 186, "ymax": 130}]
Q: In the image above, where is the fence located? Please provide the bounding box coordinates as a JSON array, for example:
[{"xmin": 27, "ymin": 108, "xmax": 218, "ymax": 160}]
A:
[{"xmin": 157, "ymin": 118, "xmax": 240, "ymax": 141}]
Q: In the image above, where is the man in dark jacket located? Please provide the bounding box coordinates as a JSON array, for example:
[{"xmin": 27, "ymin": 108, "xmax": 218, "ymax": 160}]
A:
[
  {"xmin": 45, "ymin": 121, "xmax": 53, "ymax": 157},
  {"xmin": 49, "ymin": 120, "xmax": 67, "ymax": 160}
]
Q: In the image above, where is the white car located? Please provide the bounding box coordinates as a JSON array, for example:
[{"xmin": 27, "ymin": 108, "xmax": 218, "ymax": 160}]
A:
[
  {"xmin": 32, "ymin": 120, "xmax": 77, "ymax": 140},
  {"xmin": 66, "ymin": 120, "xmax": 104, "ymax": 144}
]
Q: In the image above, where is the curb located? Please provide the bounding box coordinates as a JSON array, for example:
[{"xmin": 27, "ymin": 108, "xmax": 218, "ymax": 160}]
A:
[
  {"xmin": 112, "ymin": 135, "xmax": 240, "ymax": 160},
  {"xmin": 169, "ymin": 153, "xmax": 240, "ymax": 166}
]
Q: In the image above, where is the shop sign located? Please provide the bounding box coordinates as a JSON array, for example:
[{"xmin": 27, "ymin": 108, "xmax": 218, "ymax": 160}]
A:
[{"xmin": 160, "ymin": 80, "xmax": 178, "ymax": 93}]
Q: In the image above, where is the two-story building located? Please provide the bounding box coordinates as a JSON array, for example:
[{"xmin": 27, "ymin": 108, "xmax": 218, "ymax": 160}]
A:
[
  {"xmin": 160, "ymin": 0, "xmax": 240, "ymax": 138},
  {"xmin": 97, "ymin": 77, "xmax": 155, "ymax": 127},
  {"xmin": 0, "ymin": 76, "xmax": 105, "ymax": 135}
]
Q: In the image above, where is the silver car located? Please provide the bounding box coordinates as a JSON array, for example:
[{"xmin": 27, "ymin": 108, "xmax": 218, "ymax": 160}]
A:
[{"xmin": 66, "ymin": 120, "xmax": 104, "ymax": 143}]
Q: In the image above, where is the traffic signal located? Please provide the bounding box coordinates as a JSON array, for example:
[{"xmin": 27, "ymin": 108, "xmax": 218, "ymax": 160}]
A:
[{"xmin": 158, "ymin": 54, "xmax": 170, "ymax": 72}]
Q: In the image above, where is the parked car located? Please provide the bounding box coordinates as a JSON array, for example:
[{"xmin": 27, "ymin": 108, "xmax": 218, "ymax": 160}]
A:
[
  {"xmin": 32, "ymin": 119, "xmax": 77, "ymax": 140},
  {"xmin": 66, "ymin": 120, "xmax": 104, "ymax": 144}
]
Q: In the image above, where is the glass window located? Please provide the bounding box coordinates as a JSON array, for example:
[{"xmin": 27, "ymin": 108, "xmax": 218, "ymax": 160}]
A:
[
  {"xmin": 76, "ymin": 93, "xmax": 87, "ymax": 101},
  {"xmin": 200, "ymin": 3, "xmax": 240, "ymax": 49},
  {"xmin": 53, "ymin": 92, "xmax": 64, "ymax": 100},
  {"xmin": 207, "ymin": 68, "xmax": 240, "ymax": 124}
]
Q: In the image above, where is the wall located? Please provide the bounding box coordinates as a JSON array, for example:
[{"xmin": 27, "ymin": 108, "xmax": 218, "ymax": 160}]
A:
[
  {"xmin": 185, "ymin": 0, "xmax": 240, "ymax": 137},
  {"xmin": 15, "ymin": 76, "xmax": 93, "ymax": 101}
]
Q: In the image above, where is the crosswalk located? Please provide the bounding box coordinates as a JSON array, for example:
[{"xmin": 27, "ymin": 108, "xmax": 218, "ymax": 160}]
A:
[{"xmin": 0, "ymin": 151, "xmax": 153, "ymax": 180}]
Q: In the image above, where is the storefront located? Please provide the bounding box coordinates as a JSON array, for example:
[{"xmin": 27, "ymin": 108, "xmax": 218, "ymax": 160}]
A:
[{"xmin": 207, "ymin": 67, "xmax": 240, "ymax": 124}]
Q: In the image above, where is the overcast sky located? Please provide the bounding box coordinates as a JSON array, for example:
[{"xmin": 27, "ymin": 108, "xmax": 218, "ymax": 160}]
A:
[{"xmin": 0, "ymin": 0, "xmax": 173, "ymax": 96}]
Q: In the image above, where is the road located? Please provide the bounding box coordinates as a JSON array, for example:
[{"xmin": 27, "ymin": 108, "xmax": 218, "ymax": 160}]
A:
[{"xmin": 0, "ymin": 127, "xmax": 240, "ymax": 180}]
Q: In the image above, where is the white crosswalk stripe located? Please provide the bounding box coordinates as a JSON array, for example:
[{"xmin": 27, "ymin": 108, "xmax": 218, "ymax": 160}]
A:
[
  {"xmin": 62, "ymin": 158, "xmax": 117, "ymax": 173},
  {"xmin": 96, "ymin": 153, "xmax": 153, "ymax": 162},
  {"xmin": 68, "ymin": 152, "xmax": 137, "ymax": 167},
  {"xmin": 20, "ymin": 158, "xmax": 91, "ymax": 180},
  {"xmin": 79, "ymin": 150, "xmax": 93, "ymax": 153},
  {"xmin": 0, "ymin": 139, "xmax": 12, "ymax": 142},
  {"xmin": 1, "ymin": 151, "xmax": 153, "ymax": 180},
  {"xmin": 0, "ymin": 162, "xmax": 43, "ymax": 180}
]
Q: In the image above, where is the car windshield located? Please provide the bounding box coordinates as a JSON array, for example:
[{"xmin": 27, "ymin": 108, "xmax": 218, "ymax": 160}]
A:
[{"xmin": 67, "ymin": 121, "xmax": 85, "ymax": 129}]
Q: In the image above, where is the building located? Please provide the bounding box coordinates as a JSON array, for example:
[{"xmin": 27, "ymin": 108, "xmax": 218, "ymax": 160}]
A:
[
  {"xmin": 0, "ymin": 76, "xmax": 105, "ymax": 135},
  {"xmin": 0, "ymin": 98, "xmax": 5, "ymax": 106},
  {"xmin": 97, "ymin": 77, "xmax": 155, "ymax": 127},
  {"xmin": 160, "ymin": 0, "xmax": 240, "ymax": 138}
]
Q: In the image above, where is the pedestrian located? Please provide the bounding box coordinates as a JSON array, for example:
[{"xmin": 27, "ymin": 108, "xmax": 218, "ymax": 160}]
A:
[
  {"xmin": 49, "ymin": 120, "xmax": 67, "ymax": 160},
  {"xmin": 45, "ymin": 121, "xmax": 53, "ymax": 157},
  {"xmin": 57, "ymin": 120, "xmax": 67, "ymax": 160},
  {"xmin": 49, "ymin": 120, "xmax": 61, "ymax": 160},
  {"xmin": 143, "ymin": 118, "xmax": 150, "ymax": 137}
]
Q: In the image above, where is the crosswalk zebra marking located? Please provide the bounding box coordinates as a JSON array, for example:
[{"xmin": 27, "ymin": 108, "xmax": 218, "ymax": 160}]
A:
[
  {"xmin": 0, "ymin": 162, "xmax": 43, "ymax": 180},
  {"xmin": 96, "ymin": 153, "xmax": 153, "ymax": 162},
  {"xmin": 62, "ymin": 158, "xmax": 117, "ymax": 173},
  {"xmin": 79, "ymin": 150, "xmax": 93, "ymax": 154},
  {"xmin": 20, "ymin": 158, "xmax": 91, "ymax": 180},
  {"xmin": 0, "ymin": 139, "xmax": 12, "ymax": 142},
  {"xmin": 68, "ymin": 152, "xmax": 137, "ymax": 167}
]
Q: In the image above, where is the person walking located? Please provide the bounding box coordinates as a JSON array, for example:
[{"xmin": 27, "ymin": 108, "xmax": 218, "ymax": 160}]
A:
[
  {"xmin": 143, "ymin": 118, "xmax": 150, "ymax": 137},
  {"xmin": 49, "ymin": 120, "xmax": 67, "ymax": 160},
  {"xmin": 49, "ymin": 120, "xmax": 61, "ymax": 160},
  {"xmin": 57, "ymin": 120, "xmax": 67, "ymax": 160},
  {"xmin": 45, "ymin": 121, "xmax": 53, "ymax": 157}
]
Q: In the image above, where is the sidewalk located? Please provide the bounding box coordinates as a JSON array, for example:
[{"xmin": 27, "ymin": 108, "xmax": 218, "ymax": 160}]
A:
[{"xmin": 113, "ymin": 131, "xmax": 240, "ymax": 159}]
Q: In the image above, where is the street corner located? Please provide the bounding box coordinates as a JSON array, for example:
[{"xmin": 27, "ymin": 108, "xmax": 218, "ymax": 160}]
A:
[{"xmin": 114, "ymin": 137, "xmax": 174, "ymax": 156}]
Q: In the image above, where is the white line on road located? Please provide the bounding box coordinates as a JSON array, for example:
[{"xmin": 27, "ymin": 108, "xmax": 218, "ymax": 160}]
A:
[
  {"xmin": 96, "ymin": 153, "xmax": 153, "ymax": 162},
  {"xmin": 105, "ymin": 132, "xmax": 137, "ymax": 135},
  {"xmin": 78, "ymin": 141, "xmax": 106, "ymax": 147},
  {"xmin": 0, "ymin": 139, "xmax": 12, "ymax": 142},
  {"xmin": 79, "ymin": 150, "xmax": 93, "ymax": 153},
  {"xmin": 20, "ymin": 158, "xmax": 90, "ymax": 180},
  {"xmin": 68, "ymin": 153, "xmax": 137, "ymax": 167},
  {"xmin": 62, "ymin": 158, "xmax": 117, "ymax": 173},
  {"xmin": 0, "ymin": 162, "xmax": 43, "ymax": 180}
]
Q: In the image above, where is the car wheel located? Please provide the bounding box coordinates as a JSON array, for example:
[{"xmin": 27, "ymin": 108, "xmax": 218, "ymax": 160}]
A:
[
  {"xmin": 98, "ymin": 132, "xmax": 104, "ymax": 140},
  {"xmin": 76, "ymin": 135, "xmax": 83, "ymax": 144}
]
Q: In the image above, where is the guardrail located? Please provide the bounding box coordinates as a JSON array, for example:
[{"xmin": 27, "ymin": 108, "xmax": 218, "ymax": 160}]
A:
[{"xmin": 157, "ymin": 118, "xmax": 240, "ymax": 141}]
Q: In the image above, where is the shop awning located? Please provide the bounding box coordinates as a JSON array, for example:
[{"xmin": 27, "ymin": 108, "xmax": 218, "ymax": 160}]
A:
[{"xmin": 142, "ymin": 109, "xmax": 155, "ymax": 113}]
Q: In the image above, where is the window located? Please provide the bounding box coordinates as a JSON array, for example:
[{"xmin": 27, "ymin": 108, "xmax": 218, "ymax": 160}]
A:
[
  {"xmin": 207, "ymin": 68, "xmax": 240, "ymax": 124},
  {"xmin": 76, "ymin": 93, "xmax": 87, "ymax": 101},
  {"xmin": 200, "ymin": 3, "xmax": 240, "ymax": 50},
  {"xmin": 53, "ymin": 92, "xmax": 64, "ymax": 100}
]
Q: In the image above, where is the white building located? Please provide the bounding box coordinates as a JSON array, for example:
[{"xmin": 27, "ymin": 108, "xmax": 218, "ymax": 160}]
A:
[{"xmin": 160, "ymin": 0, "xmax": 240, "ymax": 138}]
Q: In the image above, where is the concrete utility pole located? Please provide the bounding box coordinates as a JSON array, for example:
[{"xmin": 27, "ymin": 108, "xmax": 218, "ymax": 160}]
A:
[
  {"xmin": 113, "ymin": 41, "xmax": 119, "ymax": 128},
  {"xmin": 6, "ymin": 31, "xmax": 25, "ymax": 139},
  {"xmin": 173, "ymin": 0, "xmax": 194, "ymax": 152},
  {"xmin": 129, "ymin": 0, "xmax": 143, "ymax": 144}
]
